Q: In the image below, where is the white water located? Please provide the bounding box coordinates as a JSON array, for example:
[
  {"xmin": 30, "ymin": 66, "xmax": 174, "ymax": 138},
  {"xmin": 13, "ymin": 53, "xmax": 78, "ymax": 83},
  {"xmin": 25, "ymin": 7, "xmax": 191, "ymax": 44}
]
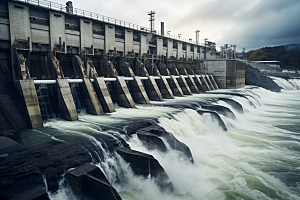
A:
[{"xmin": 49, "ymin": 78, "xmax": 300, "ymax": 200}]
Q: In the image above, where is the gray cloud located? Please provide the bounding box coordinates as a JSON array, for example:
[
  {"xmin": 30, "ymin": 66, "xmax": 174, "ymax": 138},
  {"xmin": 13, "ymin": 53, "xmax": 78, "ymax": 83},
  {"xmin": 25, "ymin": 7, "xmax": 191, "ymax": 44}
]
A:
[{"xmin": 53, "ymin": 0, "xmax": 300, "ymax": 51}]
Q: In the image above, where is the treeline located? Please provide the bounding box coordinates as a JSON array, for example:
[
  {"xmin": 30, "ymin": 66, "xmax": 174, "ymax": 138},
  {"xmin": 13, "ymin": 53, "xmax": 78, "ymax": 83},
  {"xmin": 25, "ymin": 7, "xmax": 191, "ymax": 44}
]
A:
[{"xmin": 247, "ymin": 44, "xmax": 300, "ymax": 69}]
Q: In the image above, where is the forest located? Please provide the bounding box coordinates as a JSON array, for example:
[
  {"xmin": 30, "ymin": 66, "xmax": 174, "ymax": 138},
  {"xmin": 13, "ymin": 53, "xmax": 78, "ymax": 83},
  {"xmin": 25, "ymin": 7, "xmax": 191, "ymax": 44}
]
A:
[{"xmin": 247, "ymin": 44, "xmax": 300, "ymax": 69}]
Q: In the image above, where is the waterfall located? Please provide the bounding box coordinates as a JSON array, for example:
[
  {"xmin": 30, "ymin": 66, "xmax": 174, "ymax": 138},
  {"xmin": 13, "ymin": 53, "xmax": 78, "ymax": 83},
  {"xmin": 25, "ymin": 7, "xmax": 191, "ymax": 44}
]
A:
[{"xmin": 35, "ymin": 84, "xmax": 56, "ymax": 120}]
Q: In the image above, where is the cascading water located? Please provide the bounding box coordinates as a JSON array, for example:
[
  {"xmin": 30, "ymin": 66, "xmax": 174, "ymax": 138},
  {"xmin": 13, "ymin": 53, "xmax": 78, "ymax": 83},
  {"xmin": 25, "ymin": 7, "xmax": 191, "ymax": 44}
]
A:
[{"xmin": 1, "ymin": 78, "xmax": 300, "ymax": 200}]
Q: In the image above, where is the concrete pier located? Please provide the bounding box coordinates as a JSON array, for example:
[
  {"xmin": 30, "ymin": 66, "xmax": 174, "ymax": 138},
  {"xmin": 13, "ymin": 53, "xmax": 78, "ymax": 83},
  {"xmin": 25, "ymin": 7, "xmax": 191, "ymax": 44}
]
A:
[
  {"xmin": 144, "ymin": 76, "xmax": 164, "ymax": 101},
  {"xmin": 193, "ymin": 76, "xmax": 207, "ymax": 93},
  {"xmin": 210, "ymin": 75, "xmax": 219, "ymax": 89},
  {"xmin": 186, "ymin": 75, "xmax": 200, "ymax": 94},
  {"xmin": 16, "ymin": 79, "xmax": 43, "ymax": 129},
  {"xmin": 167, "ymin": 76, "xmax": 184, "ymax": 97},
  {"xmin": 93, "ymin": 77, "xmax": 116, "ymax": 113},
  {"xmin": 129, "ymin": 76, "xmax": 150, "ymax": 104},
  {"xmin": 56, "ymin": 79, "xmax": 78, "ymax": 121},
  {"xmin": 205, "ymin": 75, "xmax": 215, "ymax": 90},
  {"xmin": 113, "ymin": 76, "xmax": 135, "ymax": 108},
  {"xmin": 156, "ymin": 76, "xmax": 174, "ymax": 99},
  {"xmin": 81, "ymin": 77, "xmax": 104, "ymax": 115},
  {"xmin": 200, "ymin": 75, "xmax": 211, "ymax": 91},
  {"xmin": 178, "ymin": 75, "xmax": 192, "ymax": 95}
]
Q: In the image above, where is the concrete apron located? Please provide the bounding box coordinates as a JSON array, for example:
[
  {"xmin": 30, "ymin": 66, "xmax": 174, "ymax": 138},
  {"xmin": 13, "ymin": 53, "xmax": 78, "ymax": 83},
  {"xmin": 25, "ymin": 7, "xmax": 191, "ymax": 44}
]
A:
[
  {"xmin": 129, "ymin": 76, "xmax": 150, "ymax": 104},
  {"xmin": 177, "ymin": 75, "xmax": 192, "ymax": 95},
  {"xmin": 113, "ymin": 76, "xmax": 135, "ymax": 108},
  {"xmin": 93, "ymin": 77, "xmax": 115, "ymax": 113},
  {"xmin": 156, "ymin": 76, "xmax": 174, "ymax": 99},
  {"xmin": 144, "ymin": 76, "xmax": 164, "ymax": 101}
]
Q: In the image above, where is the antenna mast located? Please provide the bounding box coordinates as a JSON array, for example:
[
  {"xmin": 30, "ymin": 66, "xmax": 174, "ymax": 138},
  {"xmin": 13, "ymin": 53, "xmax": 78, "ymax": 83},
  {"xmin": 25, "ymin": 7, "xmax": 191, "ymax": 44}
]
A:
[{"xmin": 148, "ymin": 11, "xmax": 156, "ymax": 33}]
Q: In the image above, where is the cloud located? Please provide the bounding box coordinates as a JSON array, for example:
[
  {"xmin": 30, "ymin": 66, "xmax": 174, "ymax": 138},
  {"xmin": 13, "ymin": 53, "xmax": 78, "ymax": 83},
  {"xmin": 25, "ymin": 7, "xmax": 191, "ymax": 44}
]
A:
[{"xmin": 51, "ymin": 0, "xmax": 300, "ymax": 51}]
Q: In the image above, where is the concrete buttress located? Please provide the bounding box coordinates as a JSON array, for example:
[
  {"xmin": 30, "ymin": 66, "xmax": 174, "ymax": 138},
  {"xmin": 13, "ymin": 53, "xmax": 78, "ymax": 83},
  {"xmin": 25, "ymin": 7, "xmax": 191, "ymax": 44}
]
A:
[
  {"xmin": 81, "ymin": 77, "xmax": 104, "ymax": 115},
  {"xmin": 156, "ymin": 76, "xmax": 174, "ymax": 99},
  {"xmin": 210, "ymin": 75, "xmax": 219, "ymax": 89},
  {"xmin": 167, "ymin": 76, "xmax": 184, "ymax": 97},
  {"xmin": 16, "ymin": 79, "xmax": 43, "ymax": 129},
  {"xmin": 93, "ymin": 77, "xmax": 115, "ymax": 113},
  {"xmin": 56, "ymin": 79, "xmax": 78, "ymax": 121},
  {"xmin": 113, "ymin": 76, "xmax": 135, "ymax": 108},
  {"xmin": 186, "ymin": 75, "xmax": 200, "ymax": 94},
  {"xmin": 73, "ymin": 56, "xmax": 104, "ymax": 115},
  {"xmin": 144, "ymin": 76, "xmax": 164, "ymax": 101},
  {"xmin": 205, "ymin": 75, "xmax": 215, "ymax": 90},
  {"xmin": 193, "ymin": 76, "xmax": 206, "ymax": 93},
  {"xmin": 129, "ymin": 76, "xmax": 150, "ymax": 104},
  {"xmin": 177, "ymin": 75, "xmax": 192, "ymax": 95},
  {"xmin": 200, "ymin": 75, "xmax": 211, "ymax": 91}
]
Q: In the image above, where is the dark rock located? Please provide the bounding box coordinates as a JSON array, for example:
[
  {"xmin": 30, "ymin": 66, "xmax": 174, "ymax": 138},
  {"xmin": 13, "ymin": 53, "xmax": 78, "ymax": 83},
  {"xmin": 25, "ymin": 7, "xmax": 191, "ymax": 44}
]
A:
[
  {"xmin": 124, "ymin": 119, "xmax": 158, "ymax": 136},
  {"xmin": 0, "ymin": 134, "xmax": 128, "ymax": 199},
  {"xmin": 0, "ymin": 129, "xmax": 23, "ymax": 143},
  {"xmin": 139, "ymin": 126, "xmax": 194, "ymax": 163},
  {"xmin": 245, "ymin": 64, "xmax": 282, "ymax": 92},
  {"xmin": 10, "ymin": 186, "xmax": 50, "ymax": 200},
  {"xmin": 0, "ymin": 136, "xmax": 18, "ymax": 150},
  {"xmin": 116, "ymin": 147, "xmax": 173, "ymax": 192},
  {"xmin": 68, "ymin": 164, "xmax": 122, "ymax": 200},
  {"xmin": 137, "ymin": 130, "xmax": 168, "ymax": 152}
]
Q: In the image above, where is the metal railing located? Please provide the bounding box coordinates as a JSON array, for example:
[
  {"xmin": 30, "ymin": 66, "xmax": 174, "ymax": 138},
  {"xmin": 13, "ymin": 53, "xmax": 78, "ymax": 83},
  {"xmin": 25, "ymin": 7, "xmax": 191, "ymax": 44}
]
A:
[{"xmin": 15, "ymin": 0, "xmax": 202, "ymax": 45}]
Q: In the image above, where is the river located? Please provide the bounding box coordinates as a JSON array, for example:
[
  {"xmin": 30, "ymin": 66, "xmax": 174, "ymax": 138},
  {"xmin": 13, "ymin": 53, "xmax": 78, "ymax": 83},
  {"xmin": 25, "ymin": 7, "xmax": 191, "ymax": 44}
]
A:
[{"xmin": 3, "ymin": 77, "xmax": 299, "ymax": 200}]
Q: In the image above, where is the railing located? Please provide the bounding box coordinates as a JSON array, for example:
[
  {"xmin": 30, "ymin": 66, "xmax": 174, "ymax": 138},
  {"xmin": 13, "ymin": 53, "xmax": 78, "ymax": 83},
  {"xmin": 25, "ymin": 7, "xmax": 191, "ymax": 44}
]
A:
[{"xmin": 14, "ymin": 0, "xmax": 202, "ymax": 45}]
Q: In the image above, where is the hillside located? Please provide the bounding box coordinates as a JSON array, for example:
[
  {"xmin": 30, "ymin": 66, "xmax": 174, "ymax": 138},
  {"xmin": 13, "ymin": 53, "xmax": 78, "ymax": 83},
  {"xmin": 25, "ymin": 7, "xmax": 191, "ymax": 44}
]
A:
[{"xmin": 247, "ymin": 44, "xmax": 300, "ymax": 69}]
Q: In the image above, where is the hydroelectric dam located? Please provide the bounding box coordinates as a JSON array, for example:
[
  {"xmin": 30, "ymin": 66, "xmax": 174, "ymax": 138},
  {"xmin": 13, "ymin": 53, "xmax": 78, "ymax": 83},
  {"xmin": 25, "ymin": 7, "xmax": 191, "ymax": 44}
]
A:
[{"xmin": 2, "ymin": 0, "xmax": 300, "ymax": 200}]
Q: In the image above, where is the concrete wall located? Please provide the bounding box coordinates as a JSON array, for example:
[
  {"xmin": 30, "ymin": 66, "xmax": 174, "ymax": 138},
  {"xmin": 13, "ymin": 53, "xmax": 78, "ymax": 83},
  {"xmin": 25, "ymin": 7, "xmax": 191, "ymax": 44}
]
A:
[
  {"xmin": 167, "ymin": 39, "xmax": 173, "ymax": 59},
  {"xmin": 8, "ymin": 1, "xmax": 31, "ymax": 49},
  {"xmin": 50, "ymin": 11, "xmax": 66, "ymax": 52},
  {"xmin": 124, "ymin": 29, "xmax": 133, "ymax": 55},
  {"xmin": 105, "ymin": 24, "xmax": 115, "ymax": 53},
  {"xmin": 80, "ymin": 19, "xmax": 93, "ymax": 54},
  {"xmin": 203, "ymin": 59, "xmax": 245, "ymax": 89}
]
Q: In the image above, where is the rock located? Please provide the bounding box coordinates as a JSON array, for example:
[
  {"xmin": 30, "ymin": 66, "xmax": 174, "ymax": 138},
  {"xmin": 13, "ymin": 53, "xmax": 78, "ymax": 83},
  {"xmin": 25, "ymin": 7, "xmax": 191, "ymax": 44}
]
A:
[
  {"xmin": 137, "ymin": 130, "xmax": 168, "ymax": 152},
  {"xmin": 245, "ymin": 64, "xmax": 282, "ymax": 92},
  {"xmin": 68, "ymin": 164, "xmax": 122, "ymax": 200},
  {"xmin": 10, "ymin": 186, "xmax": 50, "ymax": 200},
  {"xmin": 116, "ymin": 147, "xmax": 173, "ymax": 192},
  {"xmin": 0, "ymin": 136, "xmax": 18, "ymax": 150},
  {"xmin": 138, "ymin": 126, "xmax": 194, "ymax": 163}
]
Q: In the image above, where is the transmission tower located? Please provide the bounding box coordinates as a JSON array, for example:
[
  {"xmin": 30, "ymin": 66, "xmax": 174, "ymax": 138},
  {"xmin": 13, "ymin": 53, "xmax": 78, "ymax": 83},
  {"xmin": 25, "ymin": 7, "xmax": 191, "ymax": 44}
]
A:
[{"xmin": 148, "ymin": 11, "xmax": 156, "ymax": 33}]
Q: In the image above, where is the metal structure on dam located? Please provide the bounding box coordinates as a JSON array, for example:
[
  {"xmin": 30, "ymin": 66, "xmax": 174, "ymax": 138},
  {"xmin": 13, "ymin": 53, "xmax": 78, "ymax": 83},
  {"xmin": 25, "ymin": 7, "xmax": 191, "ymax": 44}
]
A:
[{"xmin": 0, "ymin": 0, "xmax": 245, "ymax": 129}]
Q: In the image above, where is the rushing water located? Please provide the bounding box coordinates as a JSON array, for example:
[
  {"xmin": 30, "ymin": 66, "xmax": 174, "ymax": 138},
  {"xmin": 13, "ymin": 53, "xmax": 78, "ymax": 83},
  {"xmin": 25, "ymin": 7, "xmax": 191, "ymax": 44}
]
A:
[{"xmin": 10, "ymin": 78, "xmax": 300, "ymax": 200}]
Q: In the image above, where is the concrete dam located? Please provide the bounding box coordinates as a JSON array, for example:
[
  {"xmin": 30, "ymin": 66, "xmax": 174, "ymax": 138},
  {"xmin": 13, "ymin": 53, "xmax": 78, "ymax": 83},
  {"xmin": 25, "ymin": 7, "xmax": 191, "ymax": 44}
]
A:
[{"xmin": 3, "ymin": 0, "xmax": 290, "ymax": 200}]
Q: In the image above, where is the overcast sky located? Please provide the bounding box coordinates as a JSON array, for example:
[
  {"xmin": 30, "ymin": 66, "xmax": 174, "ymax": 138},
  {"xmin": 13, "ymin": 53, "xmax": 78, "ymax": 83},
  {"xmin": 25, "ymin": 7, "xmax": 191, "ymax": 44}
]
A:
[{"xmin": 53, "ymin": 0, "xmax": 300, "ymax": 52}]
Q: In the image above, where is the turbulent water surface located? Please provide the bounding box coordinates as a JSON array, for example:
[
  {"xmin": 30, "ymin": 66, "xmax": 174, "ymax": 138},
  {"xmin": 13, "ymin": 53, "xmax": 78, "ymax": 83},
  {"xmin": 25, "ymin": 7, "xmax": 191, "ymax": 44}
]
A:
[{"xmin": 13, "ymin": 78, "xmax": 300, "ymax": 199}]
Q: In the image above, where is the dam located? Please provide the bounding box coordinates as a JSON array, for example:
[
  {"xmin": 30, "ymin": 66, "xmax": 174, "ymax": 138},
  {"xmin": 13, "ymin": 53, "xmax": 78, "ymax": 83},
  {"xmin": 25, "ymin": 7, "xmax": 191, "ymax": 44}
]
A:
[{"xmin": 2, "ymin": 0, "xmax": 299, "ymax": 200}]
